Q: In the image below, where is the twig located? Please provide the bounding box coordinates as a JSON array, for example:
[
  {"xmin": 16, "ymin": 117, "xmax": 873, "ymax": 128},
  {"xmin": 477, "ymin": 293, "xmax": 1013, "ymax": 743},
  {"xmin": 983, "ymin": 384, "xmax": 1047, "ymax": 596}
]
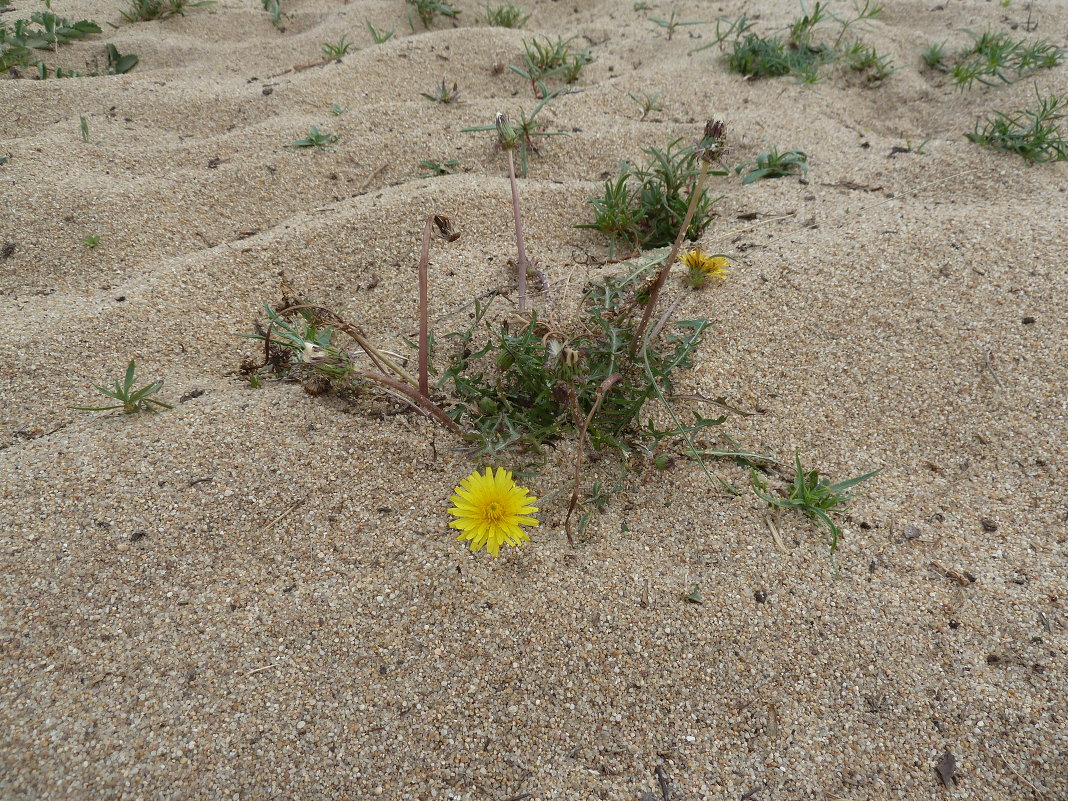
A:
[
  {"xmin": 417, "ymin": 215, "xmax": 433, "ymax": 397},
  {"xmin": 247, "ymin": 663, "xmax": 279, "ymax": 675},
  {"xmin": 996, "ymin": 750, "xmax": 1048, "ymax": 798},
  {"xmin": 564, "ymin": 373, "xmax": 622, "ymax": 543},
  {"xmin": 655, "ymin": 764, "xmax": 671, "ymax": 801},
  {"xmin": 266, "ymin": 498, "xmax": 305, "ymax": 530}
]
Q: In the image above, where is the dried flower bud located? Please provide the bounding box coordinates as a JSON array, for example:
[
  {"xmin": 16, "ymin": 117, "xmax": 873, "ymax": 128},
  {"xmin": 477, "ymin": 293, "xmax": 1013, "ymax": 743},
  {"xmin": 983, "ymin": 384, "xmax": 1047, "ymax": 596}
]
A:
[
  {"xmin": 303, "ymin": 341, "xmax": 331, "ymax": 363},
  {"xmin": 696, "ymin": 118, "xmax": 728, "ymax": 164},
  {"xmin": 495, "ymin": 112, "xmax": 518, "ymax": 151}
]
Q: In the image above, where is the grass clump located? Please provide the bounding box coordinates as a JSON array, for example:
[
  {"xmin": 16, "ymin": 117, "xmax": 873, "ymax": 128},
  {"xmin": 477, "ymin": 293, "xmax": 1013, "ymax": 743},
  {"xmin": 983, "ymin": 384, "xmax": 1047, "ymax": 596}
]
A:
[
  {"xmin": 722, "ymin": 0, "xmax": 892, "ymax": 84},
  {"xmin": 628, "ymin": 90, "xmax": 663, "ymax": 121},
  {"xmin": 510, "ymin": 35, "xmax": 593, "ymax": 98},
  {"xmin": 73, "ymin": 361, "xmax": 173, "ymax": 414},
  {"xmin": 580, "ymin": 138, "xmax": 725, "ymax": 255},
  {"xmin": 121, "ymin": 0, "xmax": 214, "ymax": 23},
  {"xmin": 752, "ymin": 453, "xmax": 879, "ymax": 553},
  {"xmin": 966, "ymin": 90, "xmax": 1067, "ymax": 163},
  {"xmin": 482, "ymin": 3, "xmax": 529, "ymax": 28},
  {"xmin": 942, "ymin": 31, "xmax": 1063, "ymax": 89},
  {"xmin": 736, "ymin": 144, "xmax": 809, "ymax": 183}
]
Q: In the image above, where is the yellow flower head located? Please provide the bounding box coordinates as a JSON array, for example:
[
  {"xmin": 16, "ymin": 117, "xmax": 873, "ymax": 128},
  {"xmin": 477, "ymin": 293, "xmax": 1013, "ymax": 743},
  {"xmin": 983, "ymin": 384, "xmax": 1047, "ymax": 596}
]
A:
[
  {"xmin": 448, "ymin": 467, "xmax": 539, "ymax": 556},
  {"xmin": 682, "ymin": 248, "xmax": 730, "ymax": 288}
]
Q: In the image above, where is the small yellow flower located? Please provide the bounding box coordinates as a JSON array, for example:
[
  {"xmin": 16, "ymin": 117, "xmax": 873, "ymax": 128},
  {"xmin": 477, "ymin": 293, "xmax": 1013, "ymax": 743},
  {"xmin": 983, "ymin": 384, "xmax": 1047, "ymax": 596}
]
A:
[
  {"xmin": 448, "ymin": 467, "xmax": 539, "ymax": 556},
  {"xmin": 682, "ymin": 247, "xmax": 730, "ymax": 288}
]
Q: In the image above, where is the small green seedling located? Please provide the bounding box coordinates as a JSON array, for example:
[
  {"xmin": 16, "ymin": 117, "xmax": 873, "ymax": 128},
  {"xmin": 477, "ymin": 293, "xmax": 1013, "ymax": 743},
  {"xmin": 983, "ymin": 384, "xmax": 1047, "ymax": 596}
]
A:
[
  {"xmin": 421, "ymin": 79, "xmax": 461, "ymax": 104},
  {"xmin": 751, "ymin": 453, "xmax": 880, "ymax": 553},
  {"xmin": 366, "ymin": 21, "xmax": 394, "ymax": 43},
  {"xmin": 650, "ymin": 7, "xmax": 704, "ymax": 40},
  {"xmin": 262, "ymin": 0, "xmax": 282, "ymax": 27},
  {"xmin": 82, "ymin": 234, "xmax": 100, "ymax": 248},
  {"xmin": 736, "ymin": 144, "xmax": 808, "ymax": 183},
  {"xmin": 419, "ymin": 158, "xmax": 460, "ymax": 177},
  {"xmin": 106, "ymin": 44, "xmax": 139, "ymax": 74},
  {"xmin": 922, "ymin": 41, "xmax": 946, "ymax": 69},
  {"xmin": 291, "ymin": 125, "xmax": 339, "ymax": 150},
  {"xmin": 330, "ymin": 103, "xmax": 349, "ymax": 115},
  {"xmin": 321, "ymin": 36, "xmax": 352, "ymax": 60},
  {"xmin": 79, "ymin": 115, "xmax": 89, "ymax": 142},
  {"xmin": 73, "ymin": 360, "xmax": 173, "ymax": 414},
  {"xmin": 966, "ymin": 90, "xmax": 1067, "ymax": 163},
  {"xmin": 482, "ymin": 3, "xmax": 529, "ymax": 28},
  {"xmin": 628, "ymin": 90, "xmax": 663, "ymax": 120}
]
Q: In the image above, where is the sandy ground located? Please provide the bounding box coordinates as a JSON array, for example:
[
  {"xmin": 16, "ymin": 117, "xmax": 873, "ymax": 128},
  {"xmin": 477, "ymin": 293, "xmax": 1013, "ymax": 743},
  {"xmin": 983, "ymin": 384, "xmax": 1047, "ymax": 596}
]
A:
[{"xmin": 2, "ymin": 0, "xmax": 1067, "ymax": 799}]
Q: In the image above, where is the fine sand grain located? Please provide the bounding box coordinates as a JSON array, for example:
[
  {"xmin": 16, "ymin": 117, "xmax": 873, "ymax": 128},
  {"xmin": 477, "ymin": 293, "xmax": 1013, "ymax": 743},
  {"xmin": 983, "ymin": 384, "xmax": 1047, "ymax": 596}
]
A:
[{"xmin": 1, "ymin": 1, "xmax": 1066, "ymax": 799}]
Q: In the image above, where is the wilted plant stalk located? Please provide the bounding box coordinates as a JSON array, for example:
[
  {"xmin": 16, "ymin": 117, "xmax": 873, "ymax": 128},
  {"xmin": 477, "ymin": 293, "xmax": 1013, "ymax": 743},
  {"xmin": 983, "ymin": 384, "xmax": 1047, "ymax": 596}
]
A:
[
  {"xmin": 497, "ymin": 113, "xmax": 529, "ymax": 314},
  {"xmin": 417, "ymin": 214, "xmax": 434, "ymax": 396},
  {"xmin": 631, "ymin": 119, "xmax": 727, "ymax": 353}
]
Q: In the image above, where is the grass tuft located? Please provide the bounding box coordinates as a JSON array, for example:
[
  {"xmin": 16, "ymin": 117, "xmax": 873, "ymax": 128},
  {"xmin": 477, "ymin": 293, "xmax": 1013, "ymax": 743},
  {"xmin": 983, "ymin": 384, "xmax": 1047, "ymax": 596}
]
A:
[{"xmin": 966, "ymin": 90, "xmax": 1067, "ymax": 163}]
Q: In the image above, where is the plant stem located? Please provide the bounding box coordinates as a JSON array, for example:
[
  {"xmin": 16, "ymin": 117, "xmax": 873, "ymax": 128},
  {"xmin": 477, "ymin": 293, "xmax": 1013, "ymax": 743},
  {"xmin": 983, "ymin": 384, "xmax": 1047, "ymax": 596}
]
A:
[
  {"xmin": 629, "ymin": 159, "xmax": 711, "ymax": 353},
  {"xmin": 355, "ymin": 370, "xmax": 465, "ymax": 437},
  {"xmin": 506, "ymin": 148, "xmax": 528, "ymax": 314},
  {"xmin": 417, "ymin": 214, "xmax": 433, "ymax": 397}
]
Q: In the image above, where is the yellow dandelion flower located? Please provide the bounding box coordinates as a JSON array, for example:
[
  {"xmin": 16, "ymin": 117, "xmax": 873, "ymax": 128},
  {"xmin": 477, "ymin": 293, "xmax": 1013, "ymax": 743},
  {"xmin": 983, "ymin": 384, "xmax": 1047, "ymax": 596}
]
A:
[
  {"xmin": 682, "ymin": 247, "xmax": 730, "ymax": 288},
  {"xmin": 448, "ymin": 467, "xmax": 539, "ymax": 556}
]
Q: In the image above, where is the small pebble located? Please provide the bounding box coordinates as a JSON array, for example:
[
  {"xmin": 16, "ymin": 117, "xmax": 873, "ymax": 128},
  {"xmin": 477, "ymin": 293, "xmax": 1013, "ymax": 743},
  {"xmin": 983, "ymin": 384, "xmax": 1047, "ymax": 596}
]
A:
[{"xmin": 980, "ymin": 518, "xmax": 998, "ymax": 532}]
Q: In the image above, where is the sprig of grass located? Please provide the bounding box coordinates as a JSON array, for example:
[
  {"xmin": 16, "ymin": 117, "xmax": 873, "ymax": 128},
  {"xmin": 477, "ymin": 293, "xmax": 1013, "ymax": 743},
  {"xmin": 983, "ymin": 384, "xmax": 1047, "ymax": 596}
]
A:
[
  {"xmin": 72, "ymin": 361, "xmax": 173, "ymax": 414},
  {"xmin": 628, "ymin": 90, "xmax": 662, "ymax": 120},
  {"xmin": 751, "ymin": 453, "xmax": 880, "ymax": 553},
  {"xmin": 261, "ymin": 0, "xmax": 282, "ymax": 27},
  {"xmin": 421, "ymin": 78, "xmax": 461, "ymax": 104},
  {"xmin": 321, "ymin": 36, "xmax": 352, "ymax": 60},
  {"xmin": 966, "ymin": 90, "xmax": 1067, "ymax": 163},
  {"xmin": 650, "ymin": 7, "xmax": 705, "ymax": 40},
  {"xmin": 82, "ymin": 234, "xmax": 100, "ymax": 248},
  {"xmin": 419, "ymin": 158, "xmax": 460, "ymax": 177},
  {"xmin": 291, "ymin": 125, "xmax": 339, "ymax": 150},
  {"xmin": 366, "ymin": 21, "xmax": 394, "ymax": 43},
  {"xmin": 482, "ymin": 3, "xmax": 529, "ymax": 28},
  {"xmin": 735, "ymin": 144, "xmax": 809, "ymax": 183}
]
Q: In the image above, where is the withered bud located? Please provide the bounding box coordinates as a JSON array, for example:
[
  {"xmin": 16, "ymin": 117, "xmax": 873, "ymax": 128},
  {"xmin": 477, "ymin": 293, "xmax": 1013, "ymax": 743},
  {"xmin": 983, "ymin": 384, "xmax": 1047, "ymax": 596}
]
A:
[
  {"xmin": 696, "ymin": 118, "xmax": 728, "ymax": 164},
  {"xmin": 495, "ymin": 112, "xmax": 518, "ymax": 151}
]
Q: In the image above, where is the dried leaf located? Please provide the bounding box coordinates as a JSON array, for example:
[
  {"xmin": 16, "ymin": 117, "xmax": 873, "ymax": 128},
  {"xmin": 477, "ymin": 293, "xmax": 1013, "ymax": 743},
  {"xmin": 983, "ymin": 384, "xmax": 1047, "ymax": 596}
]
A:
[{"xmin": 936, "ymin": 749, "xmax": 957, "ymax": 789}]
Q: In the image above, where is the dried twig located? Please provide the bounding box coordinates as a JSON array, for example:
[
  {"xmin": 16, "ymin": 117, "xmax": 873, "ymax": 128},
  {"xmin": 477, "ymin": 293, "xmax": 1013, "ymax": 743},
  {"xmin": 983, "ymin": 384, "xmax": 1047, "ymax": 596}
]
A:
[{"xmin": 417, "ymin": 215, "xmax": 433, "ymax": 397}]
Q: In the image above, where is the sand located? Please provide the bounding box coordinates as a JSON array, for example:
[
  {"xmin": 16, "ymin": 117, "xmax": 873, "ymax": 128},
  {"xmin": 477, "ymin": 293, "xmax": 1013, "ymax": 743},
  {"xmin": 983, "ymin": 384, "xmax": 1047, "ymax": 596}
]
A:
[{"xmin": 1, "ymin": 0, "xmax": 1066, "ymax": 798}]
